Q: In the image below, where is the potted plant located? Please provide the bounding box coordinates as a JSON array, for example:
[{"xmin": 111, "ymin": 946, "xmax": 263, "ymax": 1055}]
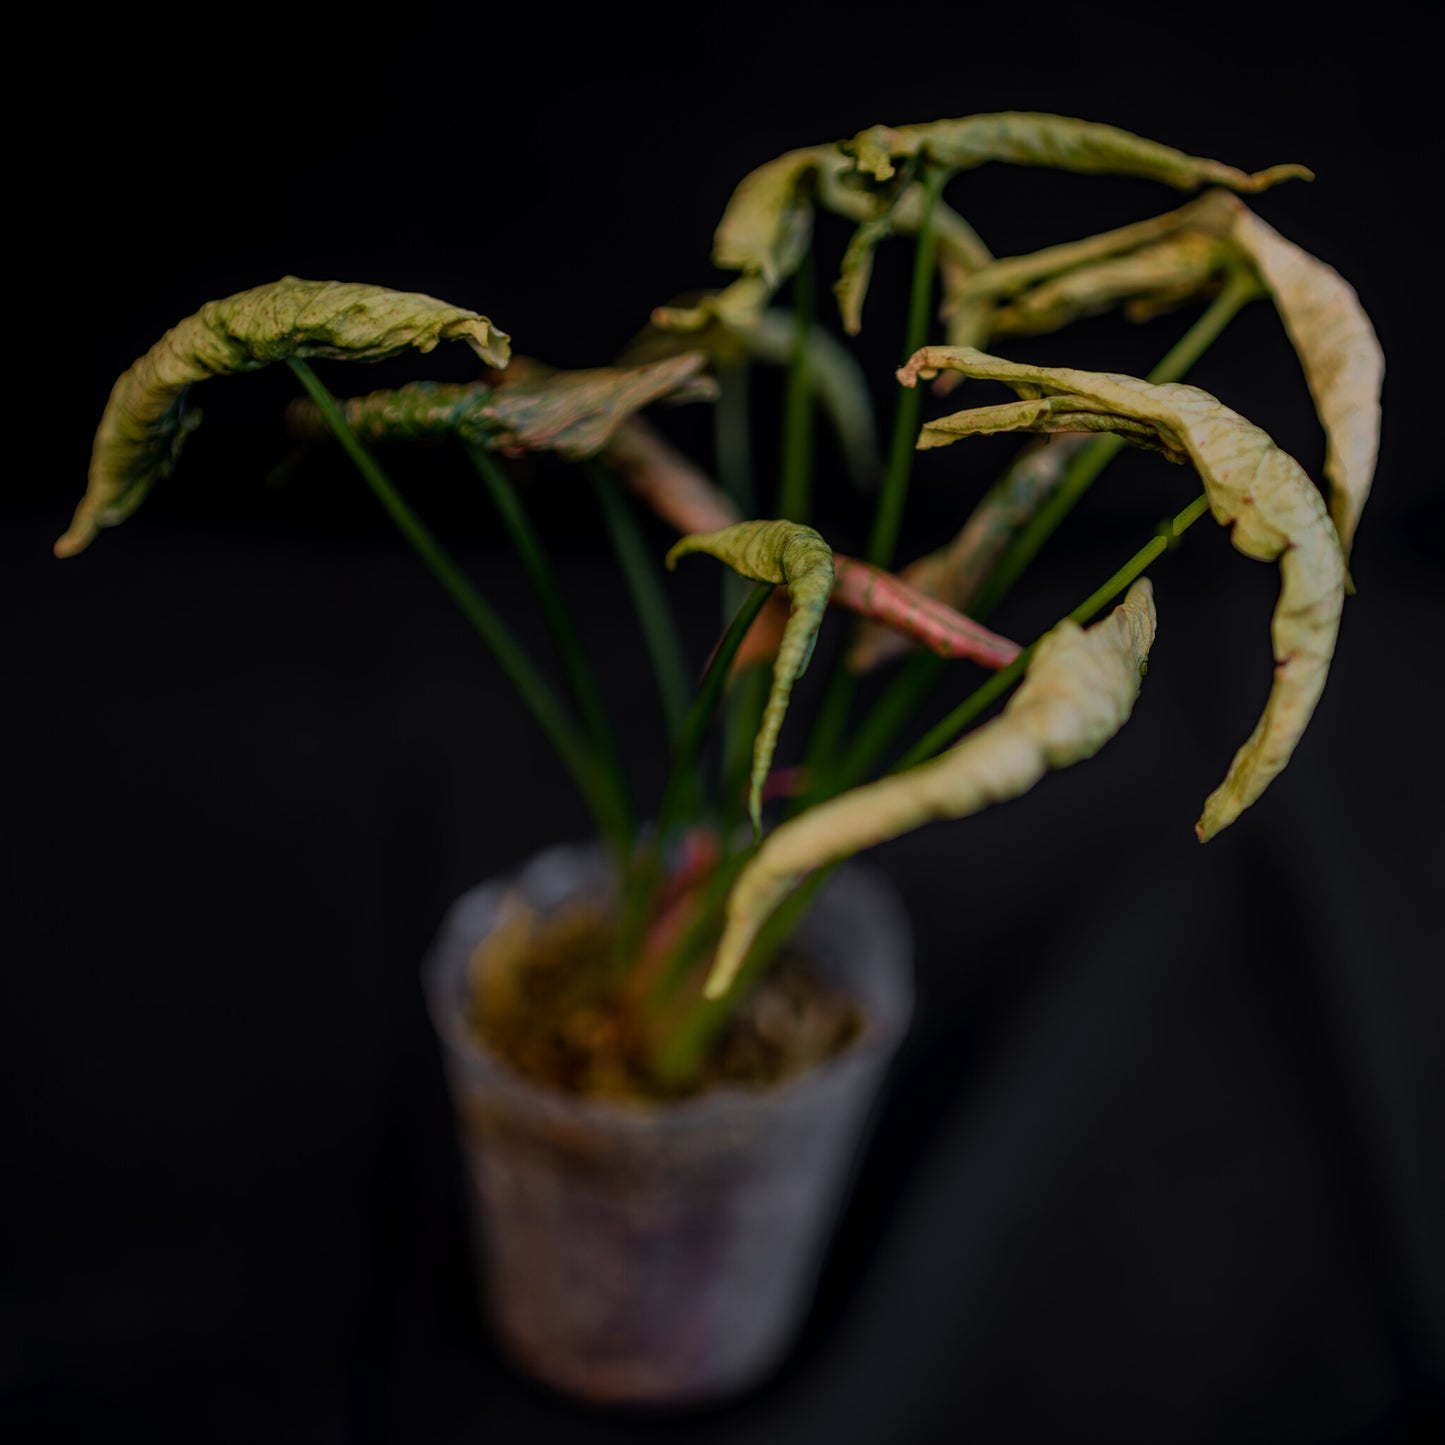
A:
[{"xmin": 56, "ymin": 112, "xmax": 1381, "ymax": 1407}]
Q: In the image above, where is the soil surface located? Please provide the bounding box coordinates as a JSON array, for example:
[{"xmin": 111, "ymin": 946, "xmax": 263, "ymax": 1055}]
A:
[{"xmin": 466, "ymin": 892, "xmax": 863, "ymax": 1101}]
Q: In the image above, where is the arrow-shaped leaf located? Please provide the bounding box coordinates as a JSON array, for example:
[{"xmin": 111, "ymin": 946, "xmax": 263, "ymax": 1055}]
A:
[
  {"xmin": 59, "ymin": 278, "xmax": 509, "ymax": 557},
  {"xmin": 898, "ymin": 346, "xmax": 1347, "ymax": 841},
  {"xmin": 707, "ymin": 581, "xmax": 1158, "ymax": 997}
]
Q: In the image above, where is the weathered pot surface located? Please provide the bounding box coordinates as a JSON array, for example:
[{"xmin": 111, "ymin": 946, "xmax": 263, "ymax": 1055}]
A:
[{"xmin": 423, "ymin": 839, "xmax": 914, "ymax": 1406}]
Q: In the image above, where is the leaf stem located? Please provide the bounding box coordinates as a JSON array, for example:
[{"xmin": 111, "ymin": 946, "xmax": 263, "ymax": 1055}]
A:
[
  {"xmin": 866, "ymin": 162, "xmax": 947, "ymax": 570},
  {"xmin": 586, "ymin": 462, "xmax": 691, "ymax": 743},
  {"xmin": 287, "ymin": 360, "xmax": 631, "ymax": 858},
  {"xmin": 802, "ymin": 166, "xmax": 947, "ymax": 790},
  {"xmin": 775, "ymin": 248, "xmax": 816, "ymax": 523},
  {"xmin": 464, "ymin": 442, "xmax": 634, "ymax": 839}
]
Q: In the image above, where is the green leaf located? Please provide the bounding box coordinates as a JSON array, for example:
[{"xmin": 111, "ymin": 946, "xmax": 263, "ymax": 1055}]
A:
[
  {"xmin": 666, "ymin": 521, "xmax": 835, "ymax": 836},
  {"xmin": 899, "ymin": 345, "xmax": 1347, "ymax": 841},
  {"xmin": 844, "ymin": 112, "xmax": 1311, "ymax": 191},
  {"xmin": 58, "ymin": 277, "xmax": 510, "ymax": 557},
  {"xmin": 706, "ymin": 580, "xmax": 1158, "ymax": 997}
]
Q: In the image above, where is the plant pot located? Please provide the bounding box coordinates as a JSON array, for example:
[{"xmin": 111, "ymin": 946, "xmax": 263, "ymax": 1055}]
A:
[{"xmin": 422, "ymin": 839, "xmax": 913, "ymax": 1407}]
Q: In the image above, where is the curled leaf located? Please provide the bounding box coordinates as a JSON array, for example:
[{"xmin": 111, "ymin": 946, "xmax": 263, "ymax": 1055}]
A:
[
  {"xmin": 666, "ymin": 521, "xmax": 835, "ymax": 836},
  {"xmin": 707, "ymin": 581, "xmax": 1158, "ymax": 997},
  {"xmin": 844, "ymin": 112, "xmax": 1310, "ymax": 192},
  {"xmin": 286, "ymin": 352, "xmax": 712, "ymax": 460},
  {"xmin": 1206, "ymin": 195, "xmax": 1384, "ymax": 556},
  {"xmin": 59, "ymin": 277, "xmax": 509, "ymax": 557},
  {"xmin": 992, "ymin": 232, "xmax": 1229, "ymax": 337},
  {"xmin": 899, "ymin": 346, "xmax": 1347, "ymax": 840}
]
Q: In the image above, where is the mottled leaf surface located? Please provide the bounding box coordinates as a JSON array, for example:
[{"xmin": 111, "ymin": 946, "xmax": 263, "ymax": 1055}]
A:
[
  {"xmin": 667, "ymin": 521, "xmax": 834, "ymax": 835},
  {"xmin": 900, "ymin": 346, "xmax": 1347, "ymax": 840},
  {"xmin": 287, "ymin": 353, "xmax": 711, "ymax": 459},
  {"xmin": 59, "ymin": 277, "xmax": 509, "ymax": 556},
  {"xmin": 708, "ymin": 582, "xmax": 1158, "ymax": 997}
]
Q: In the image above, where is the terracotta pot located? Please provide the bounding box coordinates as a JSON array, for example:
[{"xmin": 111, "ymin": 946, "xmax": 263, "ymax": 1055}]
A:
[{"xmin": 423, "ymin": 840, "xmax": 913, "ymax": 1406}]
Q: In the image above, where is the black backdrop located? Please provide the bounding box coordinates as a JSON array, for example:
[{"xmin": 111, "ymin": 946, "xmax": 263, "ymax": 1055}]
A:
[{"xmin": 7, "ymin": 8, "xmax": 1443, "ymax": 1443}]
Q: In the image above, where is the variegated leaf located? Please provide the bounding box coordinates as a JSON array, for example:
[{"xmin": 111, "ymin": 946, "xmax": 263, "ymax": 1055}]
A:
[
  {"xmin": 898, "ymin": 346, "xmax": 1347, "ymax": 840},
  {"xmin": 666, "ymin": 521, "xmax": 834, "ymax": 836},
  {"xmin": 58, "ymin": 277, "xmax": 509, "ymax": 556},
  {"xmin": 286, "ymin": 353, "xmax": 712, "ymax": 458},
  {"xmin": 707, "ymin": 581, "xmax": 1158, "ymax": 997}
]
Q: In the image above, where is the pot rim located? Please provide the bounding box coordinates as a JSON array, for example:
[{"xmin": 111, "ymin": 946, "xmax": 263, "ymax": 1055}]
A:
[{"xmin": 423, "ymin": 837, "xmax": 914, "ymax": 1132}]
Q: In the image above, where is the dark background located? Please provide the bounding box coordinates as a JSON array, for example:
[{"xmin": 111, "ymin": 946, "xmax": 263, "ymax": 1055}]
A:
[{"xmin": 6, "ymin": 7, "xmax": 1442, "ymax": 1443}]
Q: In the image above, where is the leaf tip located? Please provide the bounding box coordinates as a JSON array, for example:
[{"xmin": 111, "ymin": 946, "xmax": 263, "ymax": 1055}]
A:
[
  {"xmin": 53, "ymin": 525, "xmax": 91, "ymax": 559},
  {"xmin": 1249, "ymin": 162, "xmax": 1315, "ymax": 189}
]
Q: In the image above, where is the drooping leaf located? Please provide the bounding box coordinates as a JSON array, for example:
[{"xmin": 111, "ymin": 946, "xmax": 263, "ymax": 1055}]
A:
[
  {"xmin": 706, "ymin": 581, "xmax": 1158, "ymax": 997},
  {"xmin": 1204, "ymin": 195, "xmax": 1384, "ymax": 557},
  {"xmin": 666, "ymin": 521, "xmax": 834, "ymax": 836},
  {"xmin": 662, "ymin": 135, "xmax": 994, "ymax": 340},
  {"xmin": 844, "ymin": 112, "xmax": 1310, "ymax": 192},
  {"xmin": 287, "ymin": 353, "xmax": 713, "ymax": 460},
  {"xmin": 606, "ymin": 428, "xmax": 1020, "ymax": 674},
  {"xmin": 58, "ymin": 277, "xmax": 510, "ymax": 556},
  {"xmin": 898, "ymin": 346, "xmax": 1347, "ymax": 840}
]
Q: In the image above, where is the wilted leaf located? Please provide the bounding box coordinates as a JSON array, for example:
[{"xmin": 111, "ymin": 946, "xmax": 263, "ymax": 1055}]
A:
[
  {"xmin": 707, "ymin": 581, "xmax": 1158, "ymax": 996},
  {"xmin": 898, "ymin": 346, "xmax": 1347, "ymax": 840},
  {"xmin": 992, "ymin": 232, "xmax": 1229, "ymax": 337},
  {"xmin": 667, "ymin": 521, "xmax": 835, "ymax": 836},
  {"xmin": 287, "ymin": 353, "xmax": 712, "ymax": 459},
  {"xmin": 480, "ymin": 354, "xmax": 712, "ymax": 459},
  {"xmin": 1205, "ymin": 195, "xmax": 1384, "ymax": 556},
  {"xmin": 607, "ymin": 432, "xmax": 1020, "ymax": 674},
  {"xmin": 58, "ymin": 277, "xmax": 509, "ymax": 557},
  {"xmin": 844, "ymin": 112, "xmax": 1310, "ymax": 192}
]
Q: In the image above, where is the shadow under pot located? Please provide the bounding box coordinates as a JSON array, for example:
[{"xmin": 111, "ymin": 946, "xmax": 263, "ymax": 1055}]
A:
[{"xmin": 423, "ymin": 839, "xmax": 914, "ymax": 1407}]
